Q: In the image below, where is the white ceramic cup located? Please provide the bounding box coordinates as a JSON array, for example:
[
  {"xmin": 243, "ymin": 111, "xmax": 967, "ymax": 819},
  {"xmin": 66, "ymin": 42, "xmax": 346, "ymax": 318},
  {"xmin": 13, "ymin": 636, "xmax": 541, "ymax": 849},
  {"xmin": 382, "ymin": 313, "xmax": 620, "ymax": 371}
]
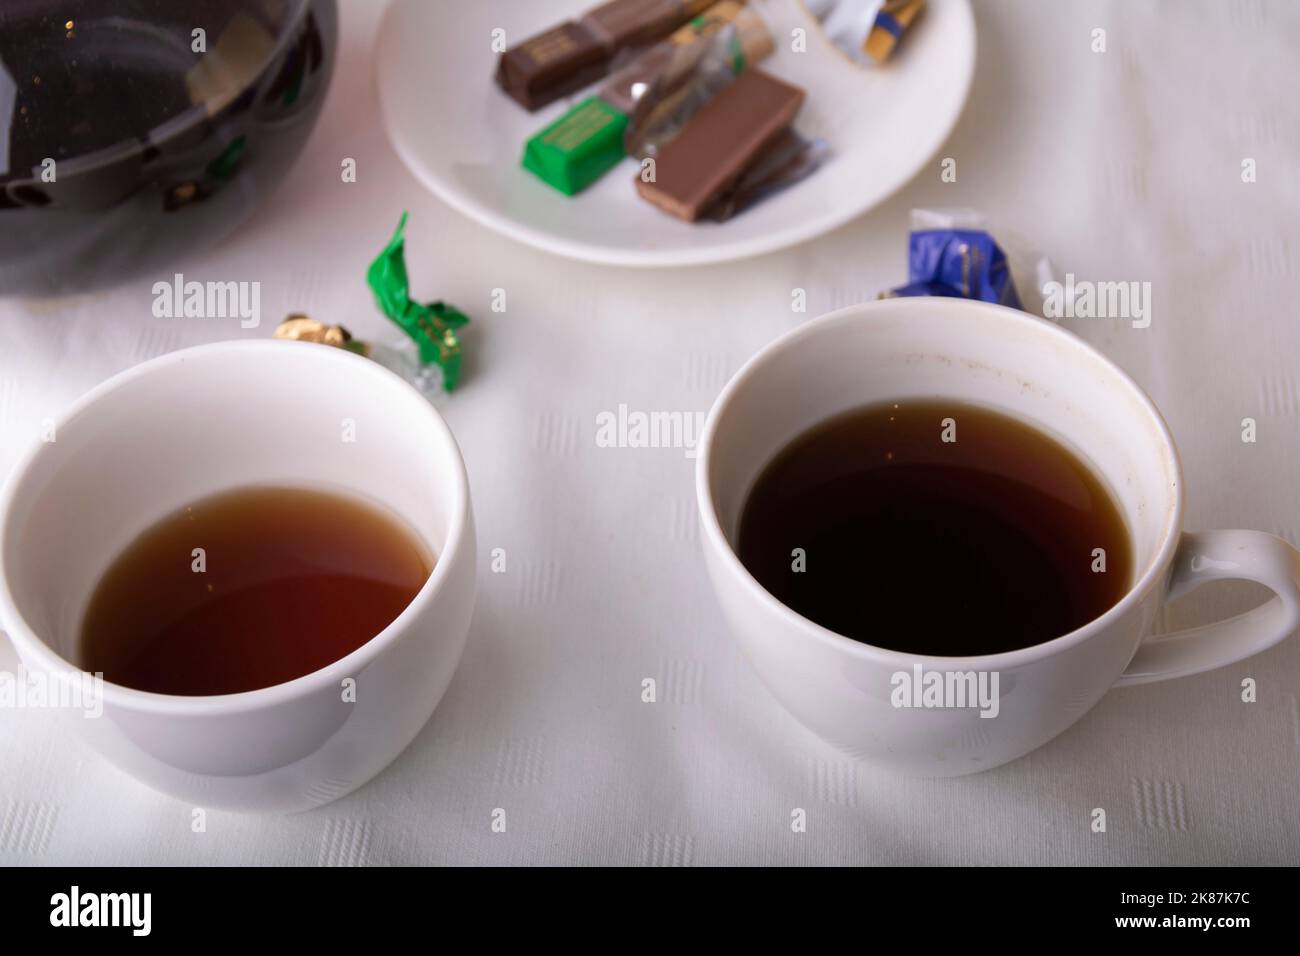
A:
[
  {"xmin": 697, "ymin": 298, "xmax": 1300, "ymax": 776},
  {"xmin": 0, "ymin": 340, "xmax": 476, "ymax": 812}
]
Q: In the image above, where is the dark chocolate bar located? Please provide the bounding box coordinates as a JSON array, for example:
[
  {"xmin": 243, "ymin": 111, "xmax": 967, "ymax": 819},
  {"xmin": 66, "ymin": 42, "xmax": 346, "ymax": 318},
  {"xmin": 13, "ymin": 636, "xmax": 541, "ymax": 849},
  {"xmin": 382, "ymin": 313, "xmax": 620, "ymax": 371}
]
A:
[
  {"xmin": 635, "ymin": 68, "xmax": 804, "ymax": 222},
  {"xmin": 496, "ymin": 0, "xmax": 717, "ymax": 112},
  {"xmin": 496, "ymin": 22, "xmax": 609, "ymax": 112},
  {"xmin": 583, "ymin": 0, "xmax": 698, "ymax": 50}
]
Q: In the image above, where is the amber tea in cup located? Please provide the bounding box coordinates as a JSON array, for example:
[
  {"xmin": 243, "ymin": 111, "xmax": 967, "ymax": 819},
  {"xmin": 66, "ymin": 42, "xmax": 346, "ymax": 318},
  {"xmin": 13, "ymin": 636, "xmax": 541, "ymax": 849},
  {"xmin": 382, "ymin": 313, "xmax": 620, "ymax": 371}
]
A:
[{"xmin": 80, "ymin": 485, "xmax": 433, "ymax": 696}]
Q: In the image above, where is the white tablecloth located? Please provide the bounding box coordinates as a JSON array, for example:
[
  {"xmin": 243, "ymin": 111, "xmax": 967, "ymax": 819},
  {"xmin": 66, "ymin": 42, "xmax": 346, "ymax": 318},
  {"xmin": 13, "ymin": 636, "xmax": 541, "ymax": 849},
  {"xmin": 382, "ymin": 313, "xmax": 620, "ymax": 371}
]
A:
[{"xmin": 3, "ymin": 0, "xmax": 1298, "ymax": 866}]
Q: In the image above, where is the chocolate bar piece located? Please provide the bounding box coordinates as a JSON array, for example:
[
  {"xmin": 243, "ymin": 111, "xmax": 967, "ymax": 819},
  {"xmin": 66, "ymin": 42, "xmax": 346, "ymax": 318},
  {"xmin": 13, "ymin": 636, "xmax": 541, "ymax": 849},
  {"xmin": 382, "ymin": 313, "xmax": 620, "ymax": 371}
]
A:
[
  {"xmin": 496, "ymin": 0, "xmax": 717, "ymax": 111},
  {"xmin": 584, "ymin": 0, "xmax": 702, "ymax": 49},
  {"xmin": 635, "ymin": 68, "xmax": 804, "ymax": 222},
  {"xmin": 496, "ymin": 22, "xmax": 609, "ymax": 111}
]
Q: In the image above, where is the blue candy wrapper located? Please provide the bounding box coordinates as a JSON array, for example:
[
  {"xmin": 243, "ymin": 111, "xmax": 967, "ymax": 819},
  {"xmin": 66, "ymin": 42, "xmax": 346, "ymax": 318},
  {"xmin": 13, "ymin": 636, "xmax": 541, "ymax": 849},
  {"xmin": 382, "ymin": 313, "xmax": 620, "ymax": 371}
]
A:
[{"xmin": 886, "ymin": 220, "xmax": 1023, "ymax": 310}]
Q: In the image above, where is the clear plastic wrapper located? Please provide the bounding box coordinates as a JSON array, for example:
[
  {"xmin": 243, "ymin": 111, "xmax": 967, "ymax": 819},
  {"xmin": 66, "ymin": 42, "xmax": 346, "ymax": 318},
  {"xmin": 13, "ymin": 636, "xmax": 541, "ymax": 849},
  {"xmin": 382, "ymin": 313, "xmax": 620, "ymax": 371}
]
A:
[
  {"xmin": 704, "ymin": 128, "xmax": 832, "ymax": 222},
  {"xmin": 624, "ymin": 17, "xmax": 773, "ymax": 160}
]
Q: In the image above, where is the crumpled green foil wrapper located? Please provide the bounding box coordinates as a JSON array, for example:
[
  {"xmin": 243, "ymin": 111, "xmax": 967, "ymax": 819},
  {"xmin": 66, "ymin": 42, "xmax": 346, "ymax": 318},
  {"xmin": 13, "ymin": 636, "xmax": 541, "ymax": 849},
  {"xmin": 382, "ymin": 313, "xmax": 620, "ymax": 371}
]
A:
[{"xmin": 366, "ymin": 212, "xmax": 470, "ymax": 391}]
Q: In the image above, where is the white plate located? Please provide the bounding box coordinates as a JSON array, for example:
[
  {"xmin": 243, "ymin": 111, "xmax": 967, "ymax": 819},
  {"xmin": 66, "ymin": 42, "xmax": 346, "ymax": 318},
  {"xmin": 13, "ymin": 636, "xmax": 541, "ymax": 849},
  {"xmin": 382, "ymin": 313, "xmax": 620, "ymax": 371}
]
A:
[{"xmin": 375, "ymin": 0, "xmax": 976, "ymax": 268}]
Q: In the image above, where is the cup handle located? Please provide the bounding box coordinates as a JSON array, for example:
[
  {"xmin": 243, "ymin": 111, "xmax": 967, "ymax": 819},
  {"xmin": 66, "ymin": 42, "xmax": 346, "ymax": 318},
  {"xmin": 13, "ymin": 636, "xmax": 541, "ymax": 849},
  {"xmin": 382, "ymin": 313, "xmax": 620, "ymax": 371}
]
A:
[{"xmin": 1115, "ymin": 530, "xmax": 1300, "ymax": 686}]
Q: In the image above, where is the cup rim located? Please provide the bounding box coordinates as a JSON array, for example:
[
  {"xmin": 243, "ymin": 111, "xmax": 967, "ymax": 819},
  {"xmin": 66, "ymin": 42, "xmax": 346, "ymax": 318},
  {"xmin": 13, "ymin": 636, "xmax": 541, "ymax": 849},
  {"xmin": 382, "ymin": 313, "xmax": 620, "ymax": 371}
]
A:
[
  {"xmin": 0, "ymin": 339, "xmax": 471, "ymax": 715},
  {"xmin": 695, "ymin": 298, "xmax": 1185, "ymax": 670}
]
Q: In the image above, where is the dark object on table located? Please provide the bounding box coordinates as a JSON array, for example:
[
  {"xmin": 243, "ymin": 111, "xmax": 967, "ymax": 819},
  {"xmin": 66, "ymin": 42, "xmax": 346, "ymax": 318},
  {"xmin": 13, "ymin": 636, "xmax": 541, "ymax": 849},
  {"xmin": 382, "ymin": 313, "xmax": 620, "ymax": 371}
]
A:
[
  {"xmin": 0, "ymin": 0, "xmax": 337, "ymax": 297},
  {"xmin": 635, "ymin": 68, "xmax": 804, "ymax": 222},
  {"xmin": 496, "ymin": 0, "xmax": 714, "ymax": 111}
]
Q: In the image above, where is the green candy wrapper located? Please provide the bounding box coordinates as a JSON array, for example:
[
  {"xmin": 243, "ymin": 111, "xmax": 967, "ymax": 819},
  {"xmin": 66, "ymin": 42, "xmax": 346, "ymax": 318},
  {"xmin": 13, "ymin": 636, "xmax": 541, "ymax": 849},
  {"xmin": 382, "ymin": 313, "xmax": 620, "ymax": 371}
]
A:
[
  {"xmin": 523, "ymin": 96, "xmax": 629, "ymax": 196},
  {"xmin": 366, "ymin": 212, "xmax": 470, "ymax": 391}
]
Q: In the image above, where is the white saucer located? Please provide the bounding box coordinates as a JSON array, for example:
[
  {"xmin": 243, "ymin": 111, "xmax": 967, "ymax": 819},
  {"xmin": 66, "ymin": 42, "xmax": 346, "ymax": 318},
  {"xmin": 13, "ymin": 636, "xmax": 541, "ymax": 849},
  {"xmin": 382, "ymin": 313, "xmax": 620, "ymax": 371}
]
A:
[{"xmin": 375, "ymin": 0, "xmax": 976, "ymax": 267}]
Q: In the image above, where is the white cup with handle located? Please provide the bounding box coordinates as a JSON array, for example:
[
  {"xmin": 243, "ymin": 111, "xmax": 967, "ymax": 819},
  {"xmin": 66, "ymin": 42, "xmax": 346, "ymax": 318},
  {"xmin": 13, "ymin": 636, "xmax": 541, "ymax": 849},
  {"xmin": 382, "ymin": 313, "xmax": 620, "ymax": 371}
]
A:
[
  {"xmin": 696, "ymin": 298, "xmax": 1300, "ymax": 775},
  {"xmin": 0, "ymin": 340, "xmax": 476, "ymax": 812}
]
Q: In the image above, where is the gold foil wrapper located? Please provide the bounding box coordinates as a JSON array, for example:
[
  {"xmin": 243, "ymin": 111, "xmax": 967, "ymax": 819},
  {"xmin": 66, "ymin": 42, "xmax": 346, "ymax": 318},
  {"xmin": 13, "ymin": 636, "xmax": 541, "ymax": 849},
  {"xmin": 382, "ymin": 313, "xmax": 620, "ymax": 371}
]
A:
[{"xmin": 273, "ymin": 315, "xmax": 370, "ymax": 355}]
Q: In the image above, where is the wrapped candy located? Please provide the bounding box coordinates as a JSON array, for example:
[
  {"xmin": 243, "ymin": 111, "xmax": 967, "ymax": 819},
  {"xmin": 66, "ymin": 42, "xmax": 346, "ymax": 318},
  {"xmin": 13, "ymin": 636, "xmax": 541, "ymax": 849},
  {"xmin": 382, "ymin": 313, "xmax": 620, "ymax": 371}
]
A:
[
  {"xmin": 883, "ymin": 209, "xmax": 1023, "ymax": 309},
  {"xmin": 273, "ymin": 315, "xmax": 366, "ymax": 353},
  {"xmin": 802, "ymin": 0, "xmax": 925, "ymax": 65},
  {"xmin": 366, "ymin": 213, "xmax": 470, "ymax": 392},
  {"xmin": 273, "ymin": 312, "xmax": 466, "ymax": 400},
  {"xmin": 274, "ymin": 214, "xmax": 471, "ymax": 397}
]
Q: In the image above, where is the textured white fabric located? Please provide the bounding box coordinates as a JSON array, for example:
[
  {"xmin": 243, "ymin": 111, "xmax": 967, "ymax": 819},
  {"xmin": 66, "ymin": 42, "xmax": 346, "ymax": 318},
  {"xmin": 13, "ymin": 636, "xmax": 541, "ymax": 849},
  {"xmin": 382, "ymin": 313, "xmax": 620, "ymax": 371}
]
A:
[{"xmin": 2, "ymin": 0, "xmax": 1298, "ymax": 866}]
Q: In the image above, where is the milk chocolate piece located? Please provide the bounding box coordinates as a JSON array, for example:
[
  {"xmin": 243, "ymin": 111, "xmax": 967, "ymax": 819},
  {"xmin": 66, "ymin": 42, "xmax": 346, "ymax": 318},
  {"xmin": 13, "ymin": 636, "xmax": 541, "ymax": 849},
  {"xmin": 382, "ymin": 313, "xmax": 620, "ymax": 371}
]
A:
[
  {"xmin": 583, "ymin": 0, "xmax": 702, "ymax": 49},
  {"xmin": 496, "ymin": 0, "xmax": 718, "ymax": 111},
  {"xmin": 496, "ymin": 21, "xmax": 609, "ymax": 111},
  {"xmin": 635, "ymin": 68, "xmax": 804, "ymax": 222}
]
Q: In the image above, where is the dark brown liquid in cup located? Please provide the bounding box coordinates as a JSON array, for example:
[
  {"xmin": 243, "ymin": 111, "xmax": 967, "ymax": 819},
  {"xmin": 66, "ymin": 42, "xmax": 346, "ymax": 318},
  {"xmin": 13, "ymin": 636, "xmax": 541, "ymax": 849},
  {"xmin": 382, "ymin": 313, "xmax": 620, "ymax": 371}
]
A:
[
  {"xmin": 80, "ymin": 486, "xmax": 433, "ymax": 696},
  {"xmin": 737, "ymin": 401, "xmax": 1133, "ymax": 656}
]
